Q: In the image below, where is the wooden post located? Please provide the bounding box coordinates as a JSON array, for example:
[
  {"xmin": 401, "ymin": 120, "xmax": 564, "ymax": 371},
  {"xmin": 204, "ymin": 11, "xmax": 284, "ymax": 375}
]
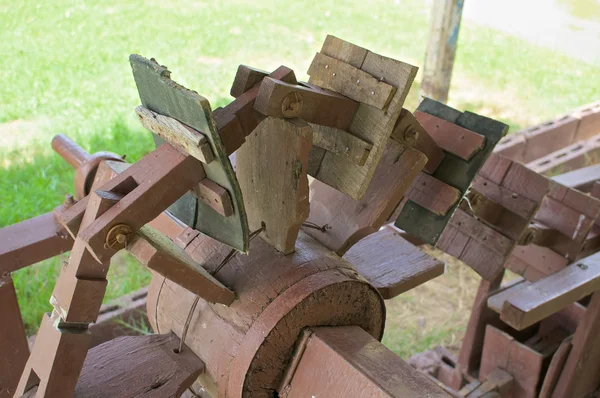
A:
[{"xmin": 421, "ymin": 0, "xmax": 465, "ymax": 103}]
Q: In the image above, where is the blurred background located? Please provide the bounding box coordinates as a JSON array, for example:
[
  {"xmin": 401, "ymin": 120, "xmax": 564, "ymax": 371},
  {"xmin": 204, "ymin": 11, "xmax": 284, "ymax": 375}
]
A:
[{"xmin": 1, "ymin": 0, "xmax": 599, "ymax": 358}]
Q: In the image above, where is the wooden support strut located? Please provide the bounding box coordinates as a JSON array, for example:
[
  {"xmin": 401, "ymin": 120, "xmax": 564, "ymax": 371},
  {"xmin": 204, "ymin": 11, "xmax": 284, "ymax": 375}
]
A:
[{"xmin": 15, "ymin": 143, "xmax": 211, "ymax": 398}]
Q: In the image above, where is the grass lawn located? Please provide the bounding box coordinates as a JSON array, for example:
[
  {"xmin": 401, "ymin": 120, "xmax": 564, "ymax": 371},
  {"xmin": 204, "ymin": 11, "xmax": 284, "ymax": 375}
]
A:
[{"xmin": 1, "ymin": 0, "xmax": 599, "ymax": 357}]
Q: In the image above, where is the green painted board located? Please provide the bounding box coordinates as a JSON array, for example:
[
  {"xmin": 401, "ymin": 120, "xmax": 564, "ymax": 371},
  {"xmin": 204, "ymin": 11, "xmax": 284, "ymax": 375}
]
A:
[
  {"xmin": 395, "ymin": 98, "xmax": 508, "ymax": 244},
  {"xmin": 130, "ymin": 55, "xmax": 249, "ymax": 252}
]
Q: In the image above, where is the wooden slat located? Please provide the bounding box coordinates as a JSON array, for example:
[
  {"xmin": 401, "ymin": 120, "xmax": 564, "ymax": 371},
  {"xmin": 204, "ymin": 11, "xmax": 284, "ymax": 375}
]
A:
[
  {"xmin": 311, "ymin": 124, "xmax": 373, "ymax": 166},
  {"xmin": 465, "ymin": 368, "xmax": 513, "ymax": 398},
  {"xmin": 448, "ymin": 209, "xmax": 513, "ymax": 256},
  {"xmin": 405, "ymin": 172, "xmax": 461, "ymax": 216},
  {"xmin": 230, "ymin": 65, "xmax": 269, "ymax": 98},
  {"xmin": 194, "ymin": 179, "xmax": 234, "ymax": 217},
  {"xmin": 0, "ymin": 276, "xmax": 29, "ymax": 398},
  {"xmin": 536, "ymin": 196, "xmax": 594, "ymax": 246},
  {"xmin": 75, "ymin": 333, "xmax": 205, "ymax": 398},
  {"xmin": 479, "ymin": 152, "xmax": 513, "ymax": 184},
  {"xmin": 395, "ymin": 99, "xmax": 507, "ymax": 244},
  {"xmin": 237, "ymin": 117, "xmax": 312, "ymax": 254},
  {"xmin": 0, "ymin": 212, "xmax": 73, "ymax": 274},
  {"xmin": 454, "ymin": 273, "xmax": 504, "ymax": 378},
  {"xmin": 254, "ymin": 77, "xmax": 359, "ymax": 130},
  {"xmin": 490, "ymin": 252, "xmax": 600, "ymax": 330},
  {"xmin": 538, "ymin": 336, "xmax": 572, "ymax": 398},
  {"xmin": 501, "ymin": 160, "xmax": 549, "ymax": 203},
  {"xmin": 415, "ymin": 111, "xmax": 486, "ymax": 161},
  {"xmin": 280, "ymin": 326, "xmax": 448, "ymax": 397},
  {"xmin": 551, "ymin": 162, "xmax": 600, "ymax": 191},
  {"xmin": 15, "ymin": 313, "xmax": 91, "ymax": 397},
  {"xmin": 304, "ymin": 140, "xmax": 426, "ymax": 255},
  {"xmin": 308, "ymin": 36, "xmax": 417, "ymax": 200},
  {"xmin": 390, "ymin": 109, "xmax": 445, "ymax": 174},
  {"xmin": 135, "ymin": 105, "xmax": 215, "ymax": 164},
  {"xmin": 505, "ymin": 244, "xmax": 568, "ymax": 282},
  {"xmin": 320, "ymin": 34, "xmax": 367, "ymax": 68},
  {"xmin": 128, "ymin": 226, "xmax": 235, "ymax": 305},
  {"xmin": 552, "ymin": 292, "xmax": 600, "ymax": 397},
  {"xmin": 307, "ymin": 52, "xmax": 396, "ymax": 110},
  {"xmin": 471, "ymin": 175, "xmax": 540, "ymax": 220},
  {"xmin": 479, "ymin": 325, "xmax": 545, "ymax": 398},
  {"xmin": 487, "ymin": 278, "xmax": 528, "ymax": 314},
  {"xmin": 343, "ymin": 227, "xmax": 444, "ymax": 299},
  {"xmin": 216, "ymin": 65, "xmax": 298, "ymax": 153},
  {"xmin": 461, "ymin": 189, "xmax": 529, "ymax": 241}
]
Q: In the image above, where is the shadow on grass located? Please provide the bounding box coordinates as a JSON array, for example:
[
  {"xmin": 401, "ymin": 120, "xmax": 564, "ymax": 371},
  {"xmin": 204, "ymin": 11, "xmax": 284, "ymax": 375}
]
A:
[{"xmin": 2, "ymin": 118, "xmax": 154, "ymax": 335}]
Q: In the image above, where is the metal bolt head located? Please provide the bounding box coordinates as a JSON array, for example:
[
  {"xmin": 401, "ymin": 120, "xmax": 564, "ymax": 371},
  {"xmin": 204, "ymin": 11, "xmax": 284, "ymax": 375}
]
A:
[
  {"xmin": 281, "ymin": 92, "xmax": 303, "ymax": 118},
  {"xmin": 105, "ymin": 224, "xmax": 133, "ymax": 250}
]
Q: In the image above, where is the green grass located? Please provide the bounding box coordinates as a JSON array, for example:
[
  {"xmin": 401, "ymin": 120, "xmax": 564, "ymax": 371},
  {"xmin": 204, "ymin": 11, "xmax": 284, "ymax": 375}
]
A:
[{"xmin": 1, "ymin": 0, "xmax": 599, "ymax": 353}]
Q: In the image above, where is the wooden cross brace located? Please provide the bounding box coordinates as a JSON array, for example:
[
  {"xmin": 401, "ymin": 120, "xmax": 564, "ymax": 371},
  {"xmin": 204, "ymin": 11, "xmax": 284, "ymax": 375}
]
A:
[{"xmin": 15, "ymin": 143, "xmax": 233, "ymax": 398}]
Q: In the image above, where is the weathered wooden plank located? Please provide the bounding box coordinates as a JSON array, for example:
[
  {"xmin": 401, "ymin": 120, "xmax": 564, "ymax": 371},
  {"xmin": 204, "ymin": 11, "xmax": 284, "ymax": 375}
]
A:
[
  {"xmin": 254, "ymin": 77, "xmax": 359, "ymax": 130},
  {"xmin": 461, "ymin": 189, "xmax": 530, "ymax": 241},
  {"xmin": 280, "ymin": 326, "xmax": 448, "ymax": 397},
  {"xmin": 309, "ymin": 37, "xmax": 418, "ymax": 200},
  {"xmin": 320, "ymin": 35, "xmax": 367, "ymax": 68},
  {"xmin": 395, "ymin": 99, "xmax": 507, "ymax": 244},
  {"xmin": 505, "ymin": 244, "xmax": 568, "ymax": 282},
  {"xmin": 128, "ymin": 226, "xmax": 235, "ymax": 305},
  {"xmin": 136, "ymin": 105, "xmax": 215, "ymax": 164},
  {"xmin": 237, "ymin": 117, "xmax": 312, "ymax": 254},
  {"xmin": 449, "ymin": 209, "xmax": 513, "ymax": 256},
  {"xmin": 536, "ymin": 196, "xmax": 594, "ymax": 245},
  {"xmin": 230, "ymin": 65, "xmax": 269, "ymax": 98},
  {"xmin": 304, "ymin": 140, "xmax": 426, "ymax": 255},
  {"xmin": 194, "ymin": 178, "xmax": 234, "ymax": 217},
  {"xmin": 501, "ymin": 160, "xmax": 550, "ymax": 203},
  {"xmin": 538, "ymin": 336, "xmax": 572, "ymax": 398},
  {"xmin": 487, "ymin": 278, "xmax": 528, "ymax": 314},
  {"xmin": 551, "ymin": 162, "xmax": 600, "ymax": 191},
  {"xmin": 0, "ymin": 212, "xmax": 73, "ymax": 274},
  {"xmin": 478, "ymin": 152, "xmax": 513, "ymax": 184},
  {"xmin": 310, "ymin": 124, "xmax": 373, "ymax": 166},
  {"xmin": 471, "ymin": 175, "xmax": 540, "ymax": 220},
  {"xmin": 405, "ymin": 172, "xmax": 461, "ymax": 216},
  {"xmin": 130, "ymin": 54, "xmax": 249, "ymax": 253},
  {"xmin": 480, "ymin": 325, "xmax": 545, "ymax": 398},
  {"xmin": 465, "ymin": 368, "xmax": 513, "ymax": 398},
  {"xmin": 15, "ymin": 313, "xmax": 91, "ymax": 398},
  {"xmin": 492, "ymin": 252, "xmax": 600, "ymax": 330},
  {"xmin": 75, "ymin": 333, "xmax": 205, "ymax": 398},
  {"xmin": 415, "ymin": 111, "xmax": 486, "ymax": 161},
  {"xmin": 552, "ymin": 292, "xmax": 600, "ymax": 397},
  {"xmin": 390, "ymin": 108, "xmax": 445, "ymax": 174},
  {"xmin": 455, "ymin": 273, "xmax": 504, "ymax": 378},
  {"xmin": 308, "ymin": 52, "xmax": 396, "ymax": 110},
  {"xmin": 343, "ymin": 227, "xmax": 444, "ymax": 299},
  {"xmin": 0, "ymin": 276, "xmax": 29, "ymax": 398}
]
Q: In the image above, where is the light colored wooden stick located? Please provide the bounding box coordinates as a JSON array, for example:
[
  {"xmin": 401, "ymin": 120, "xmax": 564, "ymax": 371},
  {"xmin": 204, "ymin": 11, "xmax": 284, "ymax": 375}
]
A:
[{"xmin": 136, "ymin": 105, "xmax": 215, "ymax": 164}]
